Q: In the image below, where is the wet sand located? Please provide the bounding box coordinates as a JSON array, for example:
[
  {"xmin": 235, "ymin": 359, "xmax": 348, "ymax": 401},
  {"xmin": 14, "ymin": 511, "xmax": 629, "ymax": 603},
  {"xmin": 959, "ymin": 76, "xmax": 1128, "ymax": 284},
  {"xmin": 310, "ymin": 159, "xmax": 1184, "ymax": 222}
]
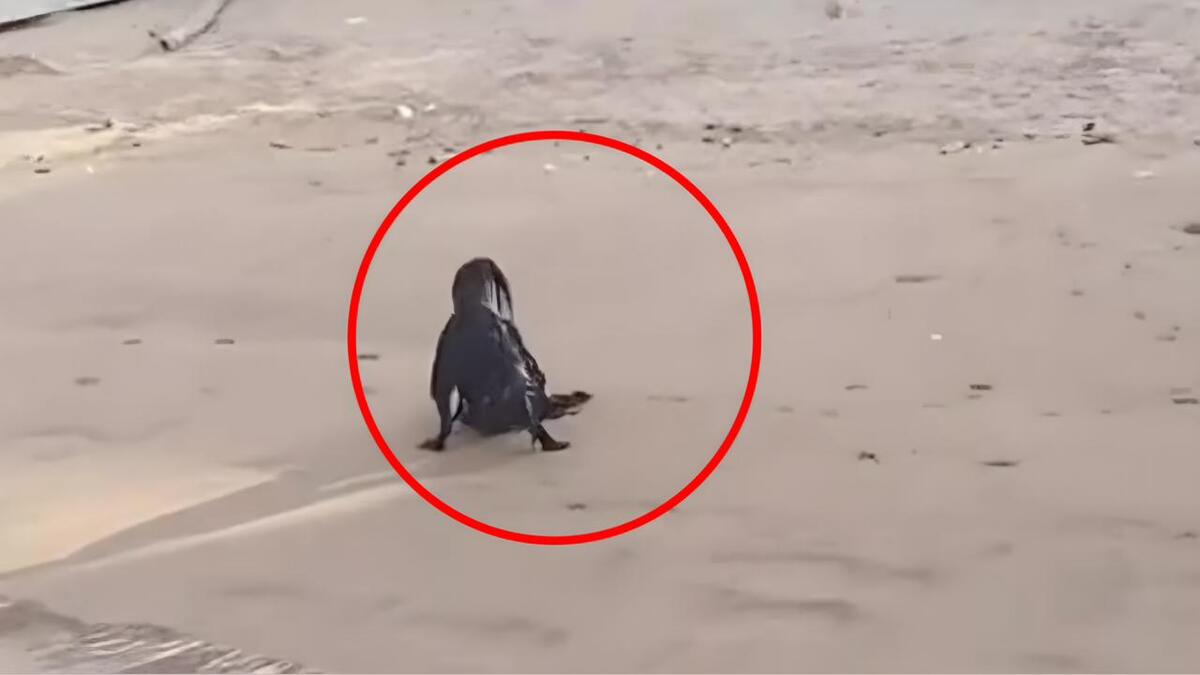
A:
[{"xmin": 2, "ymin": 0, "xmax": 1200, "ymax": 672}]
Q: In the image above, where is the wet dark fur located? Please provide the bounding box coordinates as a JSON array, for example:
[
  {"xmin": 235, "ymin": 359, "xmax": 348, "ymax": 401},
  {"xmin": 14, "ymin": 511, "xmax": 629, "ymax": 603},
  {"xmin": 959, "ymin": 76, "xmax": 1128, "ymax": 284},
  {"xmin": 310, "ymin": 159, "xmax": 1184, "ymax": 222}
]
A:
[{"xmin": 420, "ymin": 258, "xmax": 590, "ymax": 452}]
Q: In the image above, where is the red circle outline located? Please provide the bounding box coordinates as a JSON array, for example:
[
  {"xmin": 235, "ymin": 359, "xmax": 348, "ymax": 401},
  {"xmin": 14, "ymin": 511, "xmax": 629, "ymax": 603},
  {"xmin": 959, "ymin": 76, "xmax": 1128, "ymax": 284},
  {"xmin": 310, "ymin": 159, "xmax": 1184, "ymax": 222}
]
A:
[{"xmin": 347, "ymin": 130, "xmax": 761, "ymax": 545}]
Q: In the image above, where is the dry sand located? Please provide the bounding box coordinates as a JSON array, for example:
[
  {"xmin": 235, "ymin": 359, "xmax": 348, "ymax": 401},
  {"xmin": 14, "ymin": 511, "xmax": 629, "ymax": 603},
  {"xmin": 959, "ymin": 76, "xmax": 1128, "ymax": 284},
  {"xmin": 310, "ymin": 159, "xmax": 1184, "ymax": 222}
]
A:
[{"xmin": 2, "ymin": 0, "xmax": 1200, "ymax": 672}]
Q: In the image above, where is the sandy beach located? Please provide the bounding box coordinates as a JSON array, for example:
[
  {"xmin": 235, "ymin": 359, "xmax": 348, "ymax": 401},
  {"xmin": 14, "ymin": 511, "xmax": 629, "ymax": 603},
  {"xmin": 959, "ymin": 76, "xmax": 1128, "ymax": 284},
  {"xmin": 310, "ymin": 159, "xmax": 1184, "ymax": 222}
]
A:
[{"xmin": 2, "ymin": 0, "xmax": 1200, "ymax": 671}]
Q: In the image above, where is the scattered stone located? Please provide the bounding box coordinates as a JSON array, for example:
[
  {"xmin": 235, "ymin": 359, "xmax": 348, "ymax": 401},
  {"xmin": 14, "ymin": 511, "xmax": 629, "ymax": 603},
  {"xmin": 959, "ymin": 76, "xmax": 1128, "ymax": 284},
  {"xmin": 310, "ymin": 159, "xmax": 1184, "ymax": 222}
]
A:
[
  {"xmin": 701, "ymin": 136, "xmax": 716, "ymax": 144},
  {"xmin": 364, "ymin": 137, "xmax": 379, "ymax": 145},
  {"xmin": 345, "ymin": 16, "xmax": 367, "ymax": 25},
  {"xmin": 1176, "ymin": 531, "xmax": 1198, "ymax": 540},
  {"xmin": 122, "ymin": 338, "xmax": 142, "ymax": 345},
  {"xmin": 939, "ymin": 140, "xmax": 971, "ymax": 155},
  {"xmin": 1181, "ymin": 223, "xmax": 1200, "ymax": 235},
  {"xmin": 1082, "ymin": 123, "xmax": 1116, "ymax": 145},
  {"xmin": 1070, "ymin": 288, "xmax": 1085, "ymax": 297},
  {"xmin": 423, "ymin": 103, "xmax": 438, "ymax": 113},
  {"xmin": 214, "ymin": 338, "xmax": 235, "ymax": 345},
  {"xmin": 566, "ymin": 502, "xmax": 587, "ymax": 511},
  {"xmin": 268, "ymin": 140, "xmax": 292, "ymax": 149},
  {"xmin": 776, "ymin": 405, "xmax": 795, "ymax": 414},
  {"xmin": 845, "ymin": 384, "xmax": 868, "ymax": 391},
  {"xmin": 395, "ymin": 104, "xmax": 415, "ymax": 119},
  {"xmin": 857, "ymin": 451, "xmax": 879, "ymax": 464},
  {"xmin": 720, "ymin": 136, "xmax": 733, "ymax": 148},
  {"xmin": 1133, "ymin": 169, "xmax": 1156, "ymax": 179},
  {"xmin": 703, "ymin": 123, "xmax": 719, "ymax": 131},
  {"xmin": 969, "ymin": 383, "xmax": 993, "ymax": 391},
  {"xmin": 981, "ymin": 460, "xmax": 1019, "ymax": 468},
  {"xmin": 825, "ymin": 0, "xmax": 845, "ymax": 19},
  {"xmin": 358, "ymin": 353, "xmax": 380, "ymax": 361},
  {"xmin": 895, "ymin": 274, "xmax": 940, "ymax": 284},
  {"xmin": 1133, "ymin": 310, "xmax": 1146, "ymax": 320},
  {"xmin": 930, "ymin": 333, "xmax": 944, "ymax": 341},
  {"xmin": 427, "ymin": 155, "xmax": 439, "ymax": 164},
  {"xmin": 1173, "ymin": 397, "xmax": 1199, "ymax": 405},
  {"xmin": 84, "ymin": 118, "xmax": 115, "ymax": 133},
  {"xmin": 74, "ymin": 376, "xmax": 100, "ymax": 386},
  {"xmin": 33, "ymin": 167, "xmax": 51, "ymax": 174},
  {"xmin": 542, "ymin": 163, "xmax": 558, "ymax": 172}
]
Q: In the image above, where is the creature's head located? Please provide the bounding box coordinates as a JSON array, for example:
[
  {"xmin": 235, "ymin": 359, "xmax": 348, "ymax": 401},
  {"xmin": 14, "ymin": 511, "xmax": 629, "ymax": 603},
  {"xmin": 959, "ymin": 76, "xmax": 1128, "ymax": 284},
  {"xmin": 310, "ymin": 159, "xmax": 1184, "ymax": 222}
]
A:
[{"xmin": 451, "ymin": 257, "xmax": 514, "ymax": 321}]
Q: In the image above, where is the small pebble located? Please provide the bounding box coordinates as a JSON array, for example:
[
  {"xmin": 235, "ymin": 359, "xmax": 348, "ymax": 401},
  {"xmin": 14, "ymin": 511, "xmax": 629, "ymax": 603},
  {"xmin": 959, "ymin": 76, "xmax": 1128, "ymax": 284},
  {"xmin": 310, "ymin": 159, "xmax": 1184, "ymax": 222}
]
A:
[
  {"xmin": 33, "ymin": 167, "xmax": 51, "ymax": 174},
  {"xmin": 396, "ymin": 104, "xmax": 415, "ymax": 119}
]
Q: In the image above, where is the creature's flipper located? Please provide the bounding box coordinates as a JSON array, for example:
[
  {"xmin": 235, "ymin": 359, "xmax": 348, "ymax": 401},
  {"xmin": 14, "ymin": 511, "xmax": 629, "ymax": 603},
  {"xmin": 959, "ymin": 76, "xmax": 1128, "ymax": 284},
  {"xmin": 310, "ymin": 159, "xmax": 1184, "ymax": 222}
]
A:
[{"xmin": 422, "ymin": 318, "xmax": 461, "ymax": 451}]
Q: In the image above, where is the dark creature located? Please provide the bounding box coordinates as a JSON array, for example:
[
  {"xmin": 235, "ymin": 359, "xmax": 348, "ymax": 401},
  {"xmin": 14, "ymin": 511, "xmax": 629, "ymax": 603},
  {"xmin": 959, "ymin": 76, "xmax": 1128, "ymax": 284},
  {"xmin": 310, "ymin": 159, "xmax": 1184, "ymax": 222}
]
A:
[{"xmin": 420, "ymin": 257, "xmax": 590, "ymax": 452}]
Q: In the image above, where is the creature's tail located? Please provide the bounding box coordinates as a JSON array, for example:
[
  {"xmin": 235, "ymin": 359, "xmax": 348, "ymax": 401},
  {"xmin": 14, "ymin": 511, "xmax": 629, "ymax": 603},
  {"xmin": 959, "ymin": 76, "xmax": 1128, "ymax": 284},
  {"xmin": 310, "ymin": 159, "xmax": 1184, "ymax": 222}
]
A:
[
  {"xmin": 544, "ymin": 390, "xmax": 593, "ymax": 419},
  {"xmin": 451, "ymin": 257, "xmax": 514, "ymax": 321}
]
